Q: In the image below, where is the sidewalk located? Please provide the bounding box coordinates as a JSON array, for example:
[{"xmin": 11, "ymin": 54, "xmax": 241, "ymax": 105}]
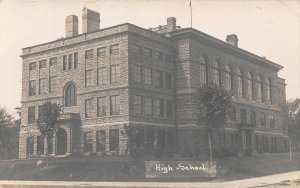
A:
[{"xmin": 0, "ymin": 171, "xmax": 299, "ymax": 188}]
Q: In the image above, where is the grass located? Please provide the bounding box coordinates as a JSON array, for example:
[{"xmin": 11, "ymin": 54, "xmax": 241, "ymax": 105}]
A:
[{"xmin": 0, "ymin": 152, "xmax": 299, "ymax": 182}]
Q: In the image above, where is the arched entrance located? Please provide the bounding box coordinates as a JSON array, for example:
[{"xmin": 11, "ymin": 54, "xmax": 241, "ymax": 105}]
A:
[{"xmin": 56, "ymin": 128, "xmax": 67, "ymax": 155}]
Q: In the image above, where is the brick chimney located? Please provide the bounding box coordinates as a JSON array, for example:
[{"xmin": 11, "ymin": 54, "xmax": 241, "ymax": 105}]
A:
[
  {"xmin": 226, "ymin": 34, "xmax": 238, "ymax": 47},
  {"xmin": 65, "ymin": 15, "xmax": 78, "ymax": 38},
  {"xmin": 167, "ymin": 17, "xmax": 176, "ymax": 33},
  {"xmin": 82, "ymin": 8, "xmax": 100, "ymax": 33}
]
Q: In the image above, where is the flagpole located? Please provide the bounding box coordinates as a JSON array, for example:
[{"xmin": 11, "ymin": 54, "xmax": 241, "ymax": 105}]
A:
[{"xmin": 190, "ymin": 0, "xmax": 192, "ymax": 28}]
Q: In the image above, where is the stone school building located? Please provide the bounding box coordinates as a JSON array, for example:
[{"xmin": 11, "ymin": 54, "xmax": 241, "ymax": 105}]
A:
[{"xmin": 19, "ymin": 8, "xmax": 288, "ymax": 159}]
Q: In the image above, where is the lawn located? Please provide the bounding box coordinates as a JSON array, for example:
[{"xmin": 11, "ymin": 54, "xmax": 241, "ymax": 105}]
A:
[{"xmin": 0, "ymin": 152, "xmax": 299, "ymax": 182}]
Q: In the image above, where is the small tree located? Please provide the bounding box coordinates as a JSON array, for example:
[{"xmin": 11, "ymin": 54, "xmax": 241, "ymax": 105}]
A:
[
  {"xmin": 0, "ymin": 106, "xmax": 14, "ymax": 159},
  {"xmin": 284, "ymin": 98, "xmax": 300, "ymax": 160},
  {"xmin": 198, "ymin": 84, "xmax": 232, "ymax": 162},
  {"xmin": 36, "ymin": 102, "xmax": 62, "ymax": 166}
]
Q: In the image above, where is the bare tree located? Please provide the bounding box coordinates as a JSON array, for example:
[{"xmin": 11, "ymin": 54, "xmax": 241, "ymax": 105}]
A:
[
  {"xmin": 198, "ymin": 84, "xmax": 232, "ymax": 163},
  {"xmin": 36, "ymin": 102, "xmax": 62, "ymax": 166}
]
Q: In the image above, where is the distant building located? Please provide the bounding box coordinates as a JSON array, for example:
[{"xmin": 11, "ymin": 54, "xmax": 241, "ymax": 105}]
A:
[{"xmin": 19, "ymin": 8, "xmax": 288, "ymax": 159}]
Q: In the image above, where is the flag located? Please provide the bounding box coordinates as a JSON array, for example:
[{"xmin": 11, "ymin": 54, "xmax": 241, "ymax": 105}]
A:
[{"xmin": 189, "ymin": 0, "xmax": 192, "ymax": 7}]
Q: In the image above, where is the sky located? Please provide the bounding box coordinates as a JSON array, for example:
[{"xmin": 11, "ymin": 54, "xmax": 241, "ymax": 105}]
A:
[{"xmin": 0, "ymin": 0, "xmax": 299, "ymax": 115}]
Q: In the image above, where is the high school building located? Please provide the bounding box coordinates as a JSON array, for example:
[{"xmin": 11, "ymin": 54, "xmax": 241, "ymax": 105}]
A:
[{"xmin": 19, "ymin": 8, "xmax": 288, "ymax": 159}]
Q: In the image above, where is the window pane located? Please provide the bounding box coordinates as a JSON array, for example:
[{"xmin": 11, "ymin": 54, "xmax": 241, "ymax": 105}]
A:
[
  {"xmin": 85, "ymin": 99, "xmax": 93, "ymax": 118},
  {"xmin": 85, "ymin": 49, "xmax": 93, "ymax": 60},
  {"xmin": 165, "ymin": 72, "xmax": 172, "ymax": 89},
  {"xmin": 109, "ymin": 129, "xmax": 119, "ymax": 151},
  {"xmin": 74, "ymin": 52, "xmax": 78, "ymax": 69},
  {"xmin": 29, "ymin": 80, "xmax": 36, "ymax": 96},
  {"xmin": 29, "ymin": 62, "xmax": 36, "ymax": 70},
  {"xmin": 85, "ymin": 69, "xmax": 94, "ymax": 87},
  {"xmin": 134, "ymin": 96, "xmax": 142, "ymax": 115},
  {"xmin": 97, "ymin": 47, "xmax": 106, "ymax": 58},
  {"xmin": 144, "ymin": 68, "xmax": 152, "ymax": 85},
  {"xmin": 144, "ymin": 97, "xmax": 153, "ymax": 116},
  {"xmin": 28, "ymin": 106, "xmax": 35, "ymax": 124},
  {"xmin": 39, "ymin": 78, "xmax": 47, "ymax": 94},
  {"xmin": 110, "ymin": 44, "xmax": 119, "ymax": 55},
  {"xmin": 39, "ymin": 60, "xmax": 46, "ymax": 69},
  {"xmin": 97, "ymin": 67, "xmax": 106, "ymax": 85},
  {"xmin": 84, "ymin": 132, "xmax": 93, "ymax": 152},
  {"xmin": 96, "ymin": 130, "xmax": 106, "ymax": 152},
  {"xmin": 49, "ymin": 57, "xmax": 57, "ymax": 66},
  {"xmin": 110, "ymin": 65, "xmax": 120, "ymax": 83},
  {"xmin": 156, "ymin": 99, "xmax": 164, "ymax": 117},
  {"xmin": 110, "ymin": 95, "xmax": 120, "ymax": 115},
  {"xmin": 133, "ymin": 65, "xmax": 142, "ymax": 83},
  {"xmin": 49, "ymin": 76, "xmax": 57, "ymax": 93},
  {"xmin": 166, "ymin": 100, "xmax": 173, "ymax": 118},
  {"xmin": 97, "ymin": 97, "xmax": 106, "ymax": 117}
]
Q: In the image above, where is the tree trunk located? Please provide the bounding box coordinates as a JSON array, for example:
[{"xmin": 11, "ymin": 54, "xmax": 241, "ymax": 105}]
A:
[
  {"xmin": 46, "ymin": 135, "xmax": 49, "ymax": 167},
  {"xmin": 208, "ymin": 131, "xmax": 213, "ymax": 163},
  {"xmin": 289, "ymin": 137, "xmax": 292, "ymax": 160}
]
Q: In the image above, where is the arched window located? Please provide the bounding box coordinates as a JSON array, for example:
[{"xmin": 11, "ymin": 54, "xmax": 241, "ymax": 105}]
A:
[
  {"xmin": 224, "ymin": 65, "xmax": 232, "ymax": 91},
  {"xmin": 266, "ymin": 78, "xmax": 272, "ymax": 103},
  {"xmin": 257, "ymin": 75, "xmax": 263, "ymax": 102},
  {"xmin": 199, "ymin": 56, "xmax": 207, "ymax": 85},
  {"xmin": 211, "ymin": 60, "xmax": 220, "ymax": 86},
  {"xmin": 65, "ymin": 83, "xmax": 77, "ymax": 107},
  {"xmin": 247, "ymin": 72, "xmax": 254, "ymax": 100},
  {"xmin": 237, "ymin": 68, "xmax": 244, "ymax": 98}
]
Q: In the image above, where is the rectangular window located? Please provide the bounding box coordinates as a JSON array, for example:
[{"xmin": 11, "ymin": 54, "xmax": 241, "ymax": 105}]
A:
[
  {"xmin": 85, "ymin": 49, "xmax": 93, "ymax": 60},
  {"xmin": 97, "ymin": 47, "xmax": 106, "ymax": 58},
  {"xmin": 143, "ymin": 47, "xmax": 152, "ymax": 57},
  {"xmin": 165, "ymin": 72, "xmax": 172, "ymax": 89},
  {"xmin": 49, "ymin": 57, "xmax": 57, "ymax": 66},
  {"xmin": 39, "ymin": 78, "xmax": 47, "ymax": 94},
  {"xmin": 49, "ymin": 76, "xmax": 57, "ymax": 93},
  {"xmin": 166, "ymin": 100, "xmax": 173, "ymax": 118},
  {"xmin": 38, "ymin": 105, "xmax": 43, "ymax": 119},
  {"xmin": 229, "ymin": 107, "xmax": 236, "ymax": 122},
  {"xmin": 250, "ymin": 111, "xmax": 256, "ymax": 126},
  {"xmin": 84, "ymin": 132, "xmax": 93, "ymax": 153},
  {"xmin": 63, "ymin": 55, "xmax": 67, "ymax": 70},
  {"xmin": 153, "ymin": 70, "xmax": 163, "ymax": 87},
  {"xmin": 39, "ymin": 60, "xmax": 46, "ymax": 69},
  {"xmin": 85, "ymin": 69, "xmax": 94, "ymax": 87},
  {"xmin": 68, "ymin": 54, "xmax": 73, "ymax": 69},
  {"xmin": 110, "ymin": 95, "xmax": 120, "ymax": 115},
  {"xmin": 144, "ymin": 97, "xmax": 153, "ymax": 116},
  {"xmin": 269, "ymin": 114, "xmax": 275, "ymax": 128},
  {"xmin": 74, "ymin": 52, "xmax": 78, "ymax": 69},
  {"xmin": 96, "ymin": 130, "xmax": 106, "ymax": 152},
  {"xmin": 28, "ymin": 106, "xmax": 35, "ymax": 124},
  {"xmin": 109, "ymin": 129, "xmax": 119, "ymax": 151},
  {"xmin": 261, "ymin": 113, "xmax": 266, "ymax": 127},
  {"xmin": 97, "ymin": 97, "xmax": 106, "ymax": 117},
  {"xmin": 134, "ymin": 96, "xmax": 142, "ymax": 115},
  {"xmin": 29, "ymin": 62, "xmax": 36, "ymax": 71},
  {"xmin": 110, "ymin": 65, "xmax": 120, "ymax": 84},
  {"xmin": 165, "ymin": 54, "xmax": 172, "ymax": 63},
  {"xmin": 97, "ymin": 67, "xmax": 106, "ymax": 85},
  {"xmin": 133, "ymin": 65, "xmax": 142, "ymax": 83},
  {"xmin": 240, "ymin": 109, "xmax": 247, "ymax": 124},
  {"xmin": 155, "ymin": 51, "xmax": 163, "ymax": 60},
  {"xmin": 144, "ymin": 68, "xmax": 152, "ymax": 85},
  {"xmin": 110, "ymin": 44, "xmax": 119, "ymax": 55},
  {"xmin": 156, "ymin": 99, "xmax": 164, "ymax": 117},
  {"xmin": 133, "ymin": 45, "xmax": 142, "ymax": 55},
  {"xmin": 29, "ymin": 80, "xmax": 36, "ymax": 96},
  {"xmin": 85, "ymin": 99, "xmax": 93, "ymax": 118}
]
